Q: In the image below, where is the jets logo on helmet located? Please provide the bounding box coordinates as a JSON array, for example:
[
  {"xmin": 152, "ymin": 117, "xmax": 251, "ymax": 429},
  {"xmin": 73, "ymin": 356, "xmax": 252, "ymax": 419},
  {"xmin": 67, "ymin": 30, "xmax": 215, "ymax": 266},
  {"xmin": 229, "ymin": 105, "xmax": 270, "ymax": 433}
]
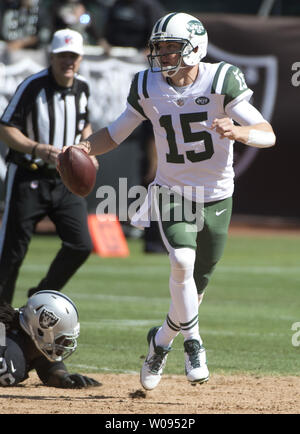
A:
[
  {"xmin": 148, "ymin": 12, "xmax": 208, "ymax": 77},
  {"xmin": 186, "ymin": 20, "xmax": 206, "ymax": 36},
  {"xmin": 39, "ymin": 309, "xmax": 60, "ymax": 329}
]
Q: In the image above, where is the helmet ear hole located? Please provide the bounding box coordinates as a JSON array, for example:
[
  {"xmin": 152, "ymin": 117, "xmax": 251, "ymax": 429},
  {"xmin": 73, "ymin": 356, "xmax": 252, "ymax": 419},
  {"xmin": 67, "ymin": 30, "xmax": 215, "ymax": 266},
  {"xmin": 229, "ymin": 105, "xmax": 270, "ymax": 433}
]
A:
[{"xmin": 37, "ymin": 328, "xmax": 44, "ymax": 337}]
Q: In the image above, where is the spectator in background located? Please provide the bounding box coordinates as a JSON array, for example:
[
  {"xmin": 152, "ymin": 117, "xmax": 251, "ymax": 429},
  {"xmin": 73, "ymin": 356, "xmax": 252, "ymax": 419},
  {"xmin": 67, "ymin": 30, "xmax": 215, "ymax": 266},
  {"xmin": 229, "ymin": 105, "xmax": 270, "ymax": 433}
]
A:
[
  {"xmin": 52, "ymin": 0, "xmax": 100, "ymax": 45},
  {"xmin": 82, "ymin": 0, "xmax": 111, "ymax": 44},
  {"xmin": 0, "ymin": 0, "xmax": 51, "ymax": 52},
  {"xmin": 99, "ymin": 0, "xmax": 166, "ymax": 54}
]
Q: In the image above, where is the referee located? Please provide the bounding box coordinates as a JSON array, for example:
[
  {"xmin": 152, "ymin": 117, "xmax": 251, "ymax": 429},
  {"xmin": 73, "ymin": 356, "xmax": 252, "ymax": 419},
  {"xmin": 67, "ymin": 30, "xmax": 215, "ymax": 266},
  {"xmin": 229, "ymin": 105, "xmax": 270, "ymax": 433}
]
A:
[{"xmin": 0, "ymin": 28, "xmax": 98, "ymax": 304}]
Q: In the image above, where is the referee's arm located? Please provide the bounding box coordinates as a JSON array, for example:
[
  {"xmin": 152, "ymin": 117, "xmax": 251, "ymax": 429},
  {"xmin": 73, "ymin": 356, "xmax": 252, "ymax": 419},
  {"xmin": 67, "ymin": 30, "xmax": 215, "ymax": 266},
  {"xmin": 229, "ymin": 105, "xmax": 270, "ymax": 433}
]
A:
[{"xmin": 0, "ymin": 123, "xmax": 59, "ymax": 165}]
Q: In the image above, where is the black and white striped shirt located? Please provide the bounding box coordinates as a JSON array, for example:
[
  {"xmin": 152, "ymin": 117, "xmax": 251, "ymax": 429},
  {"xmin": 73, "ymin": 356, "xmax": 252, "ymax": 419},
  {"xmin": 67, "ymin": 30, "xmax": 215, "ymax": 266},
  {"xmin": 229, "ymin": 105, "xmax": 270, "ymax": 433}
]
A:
[{"xmin": 1, "ymin": 67, "xmax": 90, "ymax": 167}]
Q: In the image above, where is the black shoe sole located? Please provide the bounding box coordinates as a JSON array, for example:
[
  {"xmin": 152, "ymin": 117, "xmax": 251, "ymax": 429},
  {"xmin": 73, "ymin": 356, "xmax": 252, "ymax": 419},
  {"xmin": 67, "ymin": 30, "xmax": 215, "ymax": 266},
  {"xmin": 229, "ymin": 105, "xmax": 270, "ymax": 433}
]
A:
[{"xmin": 189, "ymin": 376, "xmax": 209, "ymax": 386}]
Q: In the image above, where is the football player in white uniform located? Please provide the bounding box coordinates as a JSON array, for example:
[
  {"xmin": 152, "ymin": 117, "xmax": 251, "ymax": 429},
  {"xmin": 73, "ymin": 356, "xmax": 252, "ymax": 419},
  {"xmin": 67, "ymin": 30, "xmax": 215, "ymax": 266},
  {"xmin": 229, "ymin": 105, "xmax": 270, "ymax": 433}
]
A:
[{"xmin": 69, "ymin": 12, "xmax": 276, "ymax": 390}]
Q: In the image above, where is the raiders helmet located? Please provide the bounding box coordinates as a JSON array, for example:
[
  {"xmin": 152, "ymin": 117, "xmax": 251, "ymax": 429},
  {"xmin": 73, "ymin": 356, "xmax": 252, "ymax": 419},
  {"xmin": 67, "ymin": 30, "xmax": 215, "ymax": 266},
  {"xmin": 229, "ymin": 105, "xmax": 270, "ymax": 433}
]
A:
[
  {"xmin": 19, "ymin": 290, "xmax": 80, "ymax": 362},
  {"xmin": 148, "ymin": 12, "xmax": 208, "ymax": 77}
]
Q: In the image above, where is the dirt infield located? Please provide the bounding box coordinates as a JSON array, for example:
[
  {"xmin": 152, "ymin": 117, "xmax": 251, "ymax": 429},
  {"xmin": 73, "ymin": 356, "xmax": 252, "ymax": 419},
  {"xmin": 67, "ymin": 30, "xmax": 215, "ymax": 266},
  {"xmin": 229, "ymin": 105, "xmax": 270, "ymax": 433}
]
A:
[{"xmin": 1, "ymin": 372, "xmax": 299, "ymax": 414}]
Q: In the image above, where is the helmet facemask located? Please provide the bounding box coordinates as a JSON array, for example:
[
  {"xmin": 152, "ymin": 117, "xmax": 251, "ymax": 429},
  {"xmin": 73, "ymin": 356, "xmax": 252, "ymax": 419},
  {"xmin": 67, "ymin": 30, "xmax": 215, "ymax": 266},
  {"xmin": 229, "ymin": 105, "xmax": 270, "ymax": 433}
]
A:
[
  {"xmin": 31, "ymin": 323, "xmax": 80, "ymax": 362},
  {"xmin": 148, "ymin": 38, "xmax": 194, "ymax": 77}
]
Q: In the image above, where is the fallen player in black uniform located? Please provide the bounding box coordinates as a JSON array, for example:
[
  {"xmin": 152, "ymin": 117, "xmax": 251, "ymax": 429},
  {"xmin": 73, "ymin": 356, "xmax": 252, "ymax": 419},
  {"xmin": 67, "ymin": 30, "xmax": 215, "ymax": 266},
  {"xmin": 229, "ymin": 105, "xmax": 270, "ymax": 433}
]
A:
[{"xmin": 0, "ymin": 290, "xmax": 100, "ymax": 388}]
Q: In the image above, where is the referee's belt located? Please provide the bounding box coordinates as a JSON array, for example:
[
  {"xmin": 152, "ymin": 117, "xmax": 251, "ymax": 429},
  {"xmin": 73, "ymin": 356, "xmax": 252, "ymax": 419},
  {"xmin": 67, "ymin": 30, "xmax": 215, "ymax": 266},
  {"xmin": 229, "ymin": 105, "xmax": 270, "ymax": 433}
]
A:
[
  {"xmin": 32, "ymin": 164, "xmax": 60, "ymax": 178},
  {"xmin": 16, "ymin": 161, "xmax": 60, "ymax": 178}
]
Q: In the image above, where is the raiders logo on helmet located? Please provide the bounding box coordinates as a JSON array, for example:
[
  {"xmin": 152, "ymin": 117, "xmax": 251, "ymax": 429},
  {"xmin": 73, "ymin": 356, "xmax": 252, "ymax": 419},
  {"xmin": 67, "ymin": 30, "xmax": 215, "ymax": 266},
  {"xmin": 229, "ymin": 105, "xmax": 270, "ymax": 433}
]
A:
[{"xmin": 39, "ymin": 309, "xmax": 60, "ymax": 329}]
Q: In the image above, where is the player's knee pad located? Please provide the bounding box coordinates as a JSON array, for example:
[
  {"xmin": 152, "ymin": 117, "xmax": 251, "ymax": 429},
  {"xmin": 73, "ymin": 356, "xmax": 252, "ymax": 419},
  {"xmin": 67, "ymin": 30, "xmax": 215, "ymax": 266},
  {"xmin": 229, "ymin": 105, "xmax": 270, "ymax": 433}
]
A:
[{"xmin": 169, "ymin": 248, "xmax": 196, "ymax": 283}]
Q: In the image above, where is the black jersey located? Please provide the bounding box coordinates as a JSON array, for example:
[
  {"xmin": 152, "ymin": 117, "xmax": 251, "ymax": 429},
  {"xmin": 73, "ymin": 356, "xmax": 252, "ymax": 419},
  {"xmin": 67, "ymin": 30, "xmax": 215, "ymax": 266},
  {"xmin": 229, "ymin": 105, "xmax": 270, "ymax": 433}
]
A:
[{"xmin": 0, "ymin": 328, "xmax": 66, "ymax": 387}]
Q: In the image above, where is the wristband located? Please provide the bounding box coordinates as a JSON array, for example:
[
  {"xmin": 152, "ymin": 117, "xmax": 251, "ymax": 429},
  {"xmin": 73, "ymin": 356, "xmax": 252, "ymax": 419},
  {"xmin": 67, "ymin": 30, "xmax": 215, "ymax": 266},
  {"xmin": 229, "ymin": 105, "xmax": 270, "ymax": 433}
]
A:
[{"xmin": 247, "ymin": 130, "xmax": 275, "ymax": 148}]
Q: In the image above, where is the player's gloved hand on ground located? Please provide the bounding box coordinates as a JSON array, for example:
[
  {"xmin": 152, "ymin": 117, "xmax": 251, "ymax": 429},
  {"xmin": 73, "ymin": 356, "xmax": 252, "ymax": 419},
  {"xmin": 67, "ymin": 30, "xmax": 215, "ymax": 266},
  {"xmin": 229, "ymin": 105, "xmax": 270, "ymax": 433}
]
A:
[{"xmin": 61, "ymin": 373, "xmax": 101, "ymax": 388}]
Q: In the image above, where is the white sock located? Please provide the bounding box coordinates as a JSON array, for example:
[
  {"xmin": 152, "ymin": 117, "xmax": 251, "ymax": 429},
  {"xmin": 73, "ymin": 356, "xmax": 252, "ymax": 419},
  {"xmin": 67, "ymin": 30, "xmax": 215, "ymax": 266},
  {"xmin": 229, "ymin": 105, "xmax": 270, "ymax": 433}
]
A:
[
  {"xmin": 156, "ymin": 248, "xmax": 205, "ymax": 346},
  {"xmin": 156, "ymin": 292, "xmax": 205, "ymax": 347},
  {"xmin": 155, "ymin": 302, "xmax": 180, "ymax": 347},
  {"xmin": 168, "ymin": 248, "xmax": 201, "ymax": 342},
  {"xmin": 170, "ymin": 277, "xmax": 201, "ymax": 342}
]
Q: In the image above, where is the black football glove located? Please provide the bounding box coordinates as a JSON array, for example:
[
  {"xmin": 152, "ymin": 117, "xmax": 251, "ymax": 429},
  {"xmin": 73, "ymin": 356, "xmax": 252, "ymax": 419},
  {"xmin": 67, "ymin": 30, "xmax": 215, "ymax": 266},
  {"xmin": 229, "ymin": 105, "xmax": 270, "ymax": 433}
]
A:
[{"xmin": 61, "ymin": 373, "xmax": 101, "ymax": 389}]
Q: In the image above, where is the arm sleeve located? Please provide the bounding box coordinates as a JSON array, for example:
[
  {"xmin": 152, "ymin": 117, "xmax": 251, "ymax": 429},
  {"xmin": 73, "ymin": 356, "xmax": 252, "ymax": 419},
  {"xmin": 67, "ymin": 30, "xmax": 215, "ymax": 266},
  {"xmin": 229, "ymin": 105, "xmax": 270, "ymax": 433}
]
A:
[
  {"xmin": 225, "ymin": 99, "xmax": 267, "ymax": 126},
  {"xmin": 107, "ymin": 105, "xmax": 143, "ymax": 145},
  {"xmin": 34, "ymin": 357, "xmax": 67, "ymax": 385}
]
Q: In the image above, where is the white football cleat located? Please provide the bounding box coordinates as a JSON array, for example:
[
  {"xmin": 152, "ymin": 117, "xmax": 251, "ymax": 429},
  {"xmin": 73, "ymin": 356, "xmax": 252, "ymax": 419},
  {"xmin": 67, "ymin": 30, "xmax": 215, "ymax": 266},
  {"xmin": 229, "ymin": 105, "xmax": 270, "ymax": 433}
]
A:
[
  {"xmin": 140, "ymin": 327, "xmax": 171, "ymax": 390},
  {"xmin": 184, "ymin": 339, "xmax": 209, "ymax": 384}
]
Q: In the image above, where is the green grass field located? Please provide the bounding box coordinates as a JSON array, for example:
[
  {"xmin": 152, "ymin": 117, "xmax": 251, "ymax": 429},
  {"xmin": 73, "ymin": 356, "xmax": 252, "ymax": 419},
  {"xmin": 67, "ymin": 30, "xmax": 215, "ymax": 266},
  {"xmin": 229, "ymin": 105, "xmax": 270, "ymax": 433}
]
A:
[{"xmin": 13, "ymin": 232, "xmax": 300, "ymax": 377}]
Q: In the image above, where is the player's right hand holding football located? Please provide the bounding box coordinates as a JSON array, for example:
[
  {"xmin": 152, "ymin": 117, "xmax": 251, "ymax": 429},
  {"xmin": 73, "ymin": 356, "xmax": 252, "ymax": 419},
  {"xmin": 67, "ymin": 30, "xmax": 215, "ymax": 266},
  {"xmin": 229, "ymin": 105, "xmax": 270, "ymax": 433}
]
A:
[
  {"xmin": 77, "ymin": 141, "xmax": 99, "ymax": 170},
  {"xmin": 77, "ymin": 140, "xmax": 91, "ymax": 155}
]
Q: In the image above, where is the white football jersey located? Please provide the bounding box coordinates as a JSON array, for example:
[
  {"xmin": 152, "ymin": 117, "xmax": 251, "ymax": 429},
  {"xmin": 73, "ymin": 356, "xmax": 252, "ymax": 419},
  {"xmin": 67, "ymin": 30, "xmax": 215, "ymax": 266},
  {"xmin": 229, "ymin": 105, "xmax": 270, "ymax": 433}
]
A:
[{"xmin": 127, "ymin": 61, "xmax": 253, "ymax": 202}]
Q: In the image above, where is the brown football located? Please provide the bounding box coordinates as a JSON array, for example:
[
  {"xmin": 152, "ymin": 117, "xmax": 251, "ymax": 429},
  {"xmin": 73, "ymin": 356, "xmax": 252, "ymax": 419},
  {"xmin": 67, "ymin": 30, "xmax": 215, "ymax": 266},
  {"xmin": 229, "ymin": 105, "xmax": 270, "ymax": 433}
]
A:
[{"xmin": 58, "ymin": 146, "xmax": 96, "ymax": 197}]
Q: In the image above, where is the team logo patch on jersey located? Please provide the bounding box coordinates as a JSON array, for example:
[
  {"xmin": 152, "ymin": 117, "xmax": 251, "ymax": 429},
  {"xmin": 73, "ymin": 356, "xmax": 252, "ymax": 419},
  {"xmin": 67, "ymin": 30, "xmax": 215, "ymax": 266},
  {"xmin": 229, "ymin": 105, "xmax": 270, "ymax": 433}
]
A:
[
  {"xmin": 195, "ymin": 96, "xmax": 210, "ymax": 105},
  {"xmin": 39, "ymin": 309, "xmax": 60, "ymax": 329},
  {"xmin": 186, "ymin": 20, "xmax": 206, "ymax": 36}
]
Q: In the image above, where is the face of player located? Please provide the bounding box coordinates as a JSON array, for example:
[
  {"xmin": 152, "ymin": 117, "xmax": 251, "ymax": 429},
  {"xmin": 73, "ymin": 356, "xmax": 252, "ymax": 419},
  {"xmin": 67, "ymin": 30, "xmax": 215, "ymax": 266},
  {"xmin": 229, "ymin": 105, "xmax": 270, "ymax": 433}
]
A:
[
  {"xmin": 51, "ymin": 52, "xmax": 82, "ymax": 87},
  {"xmin": 154, "ymin": 41, "xmax": 183, "ymax": 72}
]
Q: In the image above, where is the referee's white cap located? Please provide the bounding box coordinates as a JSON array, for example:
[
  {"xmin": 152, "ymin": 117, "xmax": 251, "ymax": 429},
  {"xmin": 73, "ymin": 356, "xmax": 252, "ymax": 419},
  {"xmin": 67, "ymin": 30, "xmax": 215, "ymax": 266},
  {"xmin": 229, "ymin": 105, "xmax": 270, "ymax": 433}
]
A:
[{"xmin": 50, "ymin": 28, "xmax": 84, "ymax": 55}]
